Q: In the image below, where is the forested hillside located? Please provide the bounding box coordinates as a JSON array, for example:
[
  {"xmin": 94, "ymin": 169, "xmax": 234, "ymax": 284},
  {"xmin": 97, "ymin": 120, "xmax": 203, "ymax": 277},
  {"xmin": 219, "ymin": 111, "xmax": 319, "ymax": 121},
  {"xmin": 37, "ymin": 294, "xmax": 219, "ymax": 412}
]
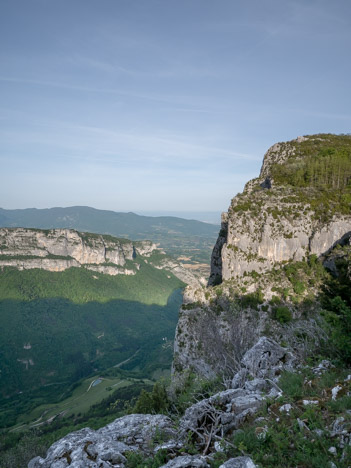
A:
[{"xmin": 0, "ymin": 231, "xmax": 185, "ymax": 431}]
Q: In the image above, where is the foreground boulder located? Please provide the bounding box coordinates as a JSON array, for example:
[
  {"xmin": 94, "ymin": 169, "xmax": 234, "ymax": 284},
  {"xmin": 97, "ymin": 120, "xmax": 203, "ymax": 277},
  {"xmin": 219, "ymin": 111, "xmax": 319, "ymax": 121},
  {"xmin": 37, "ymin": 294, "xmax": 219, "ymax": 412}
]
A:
[
  {"xmin": 161, "ymin": 455, "xmax": 210, "ymax": 467},
  {"xmin": 180, "ymin": 388, "xmax": 265, "ymax": 447},
  {"xmin": 240, "ymin": 336, "xmax": 296, "ymax": 379},
  {"xmin": 160, "ymin": 455, "xmax": 257, "ymax": 468},
  {"xmin": 28, "ymin": 414, "xmax": 176, "ymax": 467},
  {"xmin": 219, "ymin": 457, "xmax": 257, "ymax": 468}
]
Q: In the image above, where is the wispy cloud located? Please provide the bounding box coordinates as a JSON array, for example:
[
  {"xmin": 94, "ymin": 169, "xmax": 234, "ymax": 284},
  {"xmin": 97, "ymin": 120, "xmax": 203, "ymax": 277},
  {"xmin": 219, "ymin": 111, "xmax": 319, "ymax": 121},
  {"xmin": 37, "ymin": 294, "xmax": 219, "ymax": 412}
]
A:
[
  {"xmin": 66, "ymin": 53, "xmax": 221, "ymax": 79},
  {"xmin": 0, "ymin": 119, "xmax": 259, "ymax": 169},
  {"xmin": 0, "ymin": 75, "xmax": 215, "ymax": 113}
]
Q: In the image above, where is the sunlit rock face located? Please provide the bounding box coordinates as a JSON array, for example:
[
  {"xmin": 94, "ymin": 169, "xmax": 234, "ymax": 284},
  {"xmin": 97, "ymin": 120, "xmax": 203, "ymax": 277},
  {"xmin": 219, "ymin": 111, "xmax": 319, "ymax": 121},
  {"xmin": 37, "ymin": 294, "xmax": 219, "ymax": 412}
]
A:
[
  {"xmin": 174, "ymin": 135, "xmax": 351, "ymax": 384},
  {"xmin": 209, "ymin": 136, "xmax": 351, "ymax": 283},
  {"xmin": 0, "ymin": 228, "xmax": 156, "ymax": 275},
  {"xmin": 0, "ymin": 227, "xmax": 201, "ymax": 286}
]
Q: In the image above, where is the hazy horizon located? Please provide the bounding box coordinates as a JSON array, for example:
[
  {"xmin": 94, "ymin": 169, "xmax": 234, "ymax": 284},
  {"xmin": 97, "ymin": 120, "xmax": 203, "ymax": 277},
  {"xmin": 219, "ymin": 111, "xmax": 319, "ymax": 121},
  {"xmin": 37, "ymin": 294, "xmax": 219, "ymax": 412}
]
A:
[{"xmin": 0, "ymin": 205, "xmax": 222, "ymax": 225}]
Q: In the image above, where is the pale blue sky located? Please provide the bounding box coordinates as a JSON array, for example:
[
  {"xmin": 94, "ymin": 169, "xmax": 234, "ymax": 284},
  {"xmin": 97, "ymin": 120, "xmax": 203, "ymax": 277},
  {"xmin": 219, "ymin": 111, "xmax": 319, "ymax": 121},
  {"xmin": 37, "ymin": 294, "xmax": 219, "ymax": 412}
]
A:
[{"xmin": 1, "ymin": 0, "xmax": 350, "ymax": 213}]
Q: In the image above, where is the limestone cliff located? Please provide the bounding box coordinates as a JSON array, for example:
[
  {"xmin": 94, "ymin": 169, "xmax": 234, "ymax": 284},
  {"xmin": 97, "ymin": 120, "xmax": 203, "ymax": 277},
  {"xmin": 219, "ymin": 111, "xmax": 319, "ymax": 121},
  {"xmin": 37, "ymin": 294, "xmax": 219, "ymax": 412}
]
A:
[
  {"xmin": 0, "ymin": 228, "xmax": 200, "ymax": 285},
  {"xmin": 209, "ymin": 134, "xmax": 351, "ymax": 284},
  {"xmin": 173, "ymin": 134, "xmax": 351, "ymax": 383}
]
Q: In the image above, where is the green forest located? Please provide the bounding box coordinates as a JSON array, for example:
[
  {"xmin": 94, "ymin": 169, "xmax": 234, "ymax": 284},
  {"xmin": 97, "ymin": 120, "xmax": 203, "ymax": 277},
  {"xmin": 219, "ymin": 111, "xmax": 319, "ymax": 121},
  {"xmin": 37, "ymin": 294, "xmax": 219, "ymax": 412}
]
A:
[
  {"xmin": 269, "ymin": 134, "xmax": 351, "ymax": 220},
  {"xmin": 0, "ymin": 259, "xmax": 182, "ymax": 305},
  {"xmin": 0, "ymin": 264, "xmax": 184, "ymax": 429},
  {"xmin": 271, "ymin": 135, "xmax": 351, "ymax": 190}
]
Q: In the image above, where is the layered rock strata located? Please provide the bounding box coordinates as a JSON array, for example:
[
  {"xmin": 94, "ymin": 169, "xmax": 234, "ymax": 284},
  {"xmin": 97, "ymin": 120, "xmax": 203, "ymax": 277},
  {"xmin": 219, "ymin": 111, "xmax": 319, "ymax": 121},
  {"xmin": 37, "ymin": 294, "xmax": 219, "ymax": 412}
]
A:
[
  {"xmin": 0, "ymin": 228, "xmax": 200, "ymax": 285},
  {"xmin": 209, "ymin": 136, "xmax": 351, "ymax": 284}
]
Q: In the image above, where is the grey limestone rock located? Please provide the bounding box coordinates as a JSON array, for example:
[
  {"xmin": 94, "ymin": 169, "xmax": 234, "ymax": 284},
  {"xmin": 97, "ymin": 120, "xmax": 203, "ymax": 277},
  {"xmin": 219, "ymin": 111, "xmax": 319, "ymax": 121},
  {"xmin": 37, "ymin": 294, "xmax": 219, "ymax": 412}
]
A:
[
  {"xmin": 172, "ymin": 137, "xmax": 351, "ymax": 383},
  {"xmin": 172, "ymin": 300, "xmax": 265, "ymax": 385},
  {"xmin": 219, "ymin": 456, "xmax": 257, "ymax": 468},
  {"xmin": 312, "ymin": 359, "xmax": 334, "ymax": 375},
  {"xmin": 28, "ymin": 414, "xmax": 176, "ymax": 468},
  {"xmin": 154, "ymin": 257, "xmax": 203, "ymax": 289},
  {"xmin": 28, "ymin": 457, "xmax": 44, "ymax": 468},
  {"xmin": 180, "ymin": 387, "xmax": 265, "ymax": 441},
  {"xmin": 330, "ymin": 417, "xmax": 347, "ymax": 437},
  {"xmin": 208, "ymin": 213, "xmax": 228, "ymax": 286},
  {"xmin": 310, "ymin": 221, "xmax": 351, "ymax": 257},
  {"xmin": 243, "ymin": 378, "xmax": 270, "ymax": 393},
  {"xmin": 231, "ymin": 369, "xmax": 249, "ymax": 389},
  {"xmin": 240, "ymin": 337, "xmax": 296, "ymax": 378},
  {"xmin": 279, "ymin": 403, "xmax": 292, "ymax": 414},
  {"xmin": 209, "ymin": 137, "xmax": 351, "ymax": 281},
  {"xmin": 160, "ymin": 455, "xmax": 210, "ymax": 467},
  {"xmin": 98, "ymin": 414, "xmax": 177, "ymax": 449},
  {"xmin": 0, "ymin": 228, "xmax": 142, "ymax": 273},
  {"xmin": 0, "ymin": 227, "xmax": 198, "ymax": 285}
]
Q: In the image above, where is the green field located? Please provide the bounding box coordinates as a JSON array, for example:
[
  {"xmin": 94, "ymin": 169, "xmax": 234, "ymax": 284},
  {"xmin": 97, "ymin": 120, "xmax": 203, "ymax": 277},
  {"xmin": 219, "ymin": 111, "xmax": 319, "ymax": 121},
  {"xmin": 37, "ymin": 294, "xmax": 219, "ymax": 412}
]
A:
[{"xmin": 11, "ymin": 373, "xmax": 153, "ymax": 432}]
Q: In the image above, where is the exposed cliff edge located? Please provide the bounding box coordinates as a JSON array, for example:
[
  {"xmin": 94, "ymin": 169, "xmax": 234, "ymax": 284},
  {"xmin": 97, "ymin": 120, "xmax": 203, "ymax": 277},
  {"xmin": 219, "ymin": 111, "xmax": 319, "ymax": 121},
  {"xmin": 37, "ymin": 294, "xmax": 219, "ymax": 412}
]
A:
[
  {"xmin": 209, "ymin": 134, "xmax": 351, "ymax": 284},
  {"xmin": 0, "ymin": 228, "xmax": 201, "ymax": 287},
  {"xmin": 174, "ymin": 134, "xmax": 351, "ymax": 382}
]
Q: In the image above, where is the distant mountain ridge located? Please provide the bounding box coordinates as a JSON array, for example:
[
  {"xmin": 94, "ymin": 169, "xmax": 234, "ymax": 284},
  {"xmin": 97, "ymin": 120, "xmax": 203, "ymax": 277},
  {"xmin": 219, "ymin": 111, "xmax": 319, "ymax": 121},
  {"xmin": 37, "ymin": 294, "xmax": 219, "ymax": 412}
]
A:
[
  {"xmin": 0, "ymin": 206, "xmax": 219, "ymax": 267},
  {"xmin": 0, "ymin": 206, "xmax": 218, "ymax": 236}
]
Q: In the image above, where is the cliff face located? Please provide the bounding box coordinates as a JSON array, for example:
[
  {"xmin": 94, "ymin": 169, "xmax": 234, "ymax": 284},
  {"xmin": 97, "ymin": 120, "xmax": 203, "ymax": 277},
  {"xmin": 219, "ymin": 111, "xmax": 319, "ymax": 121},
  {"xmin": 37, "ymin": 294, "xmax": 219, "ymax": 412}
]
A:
[
  {"xmin": 209, "ymin": 134, "xmax": 351, "ymax": 284},
  {"xmin": 0, "ymin": 228, "xmax": 155, "ymax": 275},
  {"xmin": 0, "ymin": 228, "xmax": 202, "ymax": 286},
  {"xmin": 173, "ymin": 134, "xmax": 351, "ymax": 383}
]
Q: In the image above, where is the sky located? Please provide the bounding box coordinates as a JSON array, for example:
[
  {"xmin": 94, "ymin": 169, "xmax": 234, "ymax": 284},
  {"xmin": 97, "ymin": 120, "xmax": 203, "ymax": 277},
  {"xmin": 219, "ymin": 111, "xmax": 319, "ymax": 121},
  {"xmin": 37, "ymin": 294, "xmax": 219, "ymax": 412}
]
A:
[{"xmin": 1, "ymin": 0, "xmax": 351, "ymax": 214}]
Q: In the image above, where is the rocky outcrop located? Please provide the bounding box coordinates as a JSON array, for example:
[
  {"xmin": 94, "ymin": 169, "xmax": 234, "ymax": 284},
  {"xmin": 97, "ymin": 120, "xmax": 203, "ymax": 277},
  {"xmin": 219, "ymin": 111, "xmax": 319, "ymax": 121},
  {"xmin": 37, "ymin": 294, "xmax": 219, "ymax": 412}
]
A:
[
  {"xmin": 153, "ymin": 257, "xmax": 204, "ymax": 288},
  {"xmin": 0, "ymin": 256, "xmax": 80, "ymax": 272},
  {"xmin": 179, "ymin": 387, "xmax": 265, "ymax": 441},
  {"xmin": 174, "ymin": 134, "xmax": 351, "ymax": 383},
  {"xmin": 209, "ymin": 136, "xmax": 351, "ymax": 282},
  {"xmin": 239, "ymin": 337, "xmax": 296, "ymax": 379},
  {"xmin": 84, "ymin": 265, "xmax": 137, "ymax": 276},
  {"xmin": 310, "ymin": 220, "xmax": 351, "ymax": 255},
  {"xmin": 0, "ymin": 228, "xmax": 148, "ymax": 273},
  {"xmin": 219, "ymin": 458, "xmax": 257, "ymax": 468},
  {"xmin": 216, "ymin": 205, "xmax": 351, "ymax": 281},
  {"xmin": 208, "ymin": 213, "xmax": 228, "ymax": 285},
  {"xmin": 28, "ymin": 414, "xmax": 176, "ymax": 467},
  {"xmin": 0, "ymin": 228, "xmax": 153, "ymax": 269},
  {"xmin": 175, "ymin": 337, "xmax": 296, "ymax": 455},
  {"xmin": 161, "ymin": 456, "xmax": 210, "ymax": 467},
  {"xmin": 27, "ymin": 408, "xmax": 259, "ymax": 467},
  {"xmin": 0, "ymin": 228, "xmax": 198, "ymax": 284},
  {"xmin": 173, "ymin": 302, "xmax": 265, "ymax": 381}
]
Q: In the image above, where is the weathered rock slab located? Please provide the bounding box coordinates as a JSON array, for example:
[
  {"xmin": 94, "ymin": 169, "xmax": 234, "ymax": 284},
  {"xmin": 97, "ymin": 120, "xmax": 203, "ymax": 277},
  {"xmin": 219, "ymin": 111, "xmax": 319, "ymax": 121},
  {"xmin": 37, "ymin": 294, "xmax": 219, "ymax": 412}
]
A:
[
  {"xmin": 161, "ymin": 455, "xmax": 210, "ymax": 467},
  {"xmin": 180, "ymin": 387, "xmax": 265, "ymax": 441},
  {"xmin": 219, "ymin": 456, "xmax": 257, "ymax": 467},
  {"xmin": 240, "ymin": 337, "xmax": 296, "ymax": 378},
  {"xmin": 28, "ymin": 414, "xmax": 176, "ymax": 468}
]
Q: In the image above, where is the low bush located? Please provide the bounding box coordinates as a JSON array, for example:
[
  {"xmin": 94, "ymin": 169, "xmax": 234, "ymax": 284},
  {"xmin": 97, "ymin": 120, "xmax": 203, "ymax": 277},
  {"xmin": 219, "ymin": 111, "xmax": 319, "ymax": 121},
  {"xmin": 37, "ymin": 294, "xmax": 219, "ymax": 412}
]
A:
[{"xmin": 273, "ymin": 306, "xmax": 292, "ymax": 323}]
